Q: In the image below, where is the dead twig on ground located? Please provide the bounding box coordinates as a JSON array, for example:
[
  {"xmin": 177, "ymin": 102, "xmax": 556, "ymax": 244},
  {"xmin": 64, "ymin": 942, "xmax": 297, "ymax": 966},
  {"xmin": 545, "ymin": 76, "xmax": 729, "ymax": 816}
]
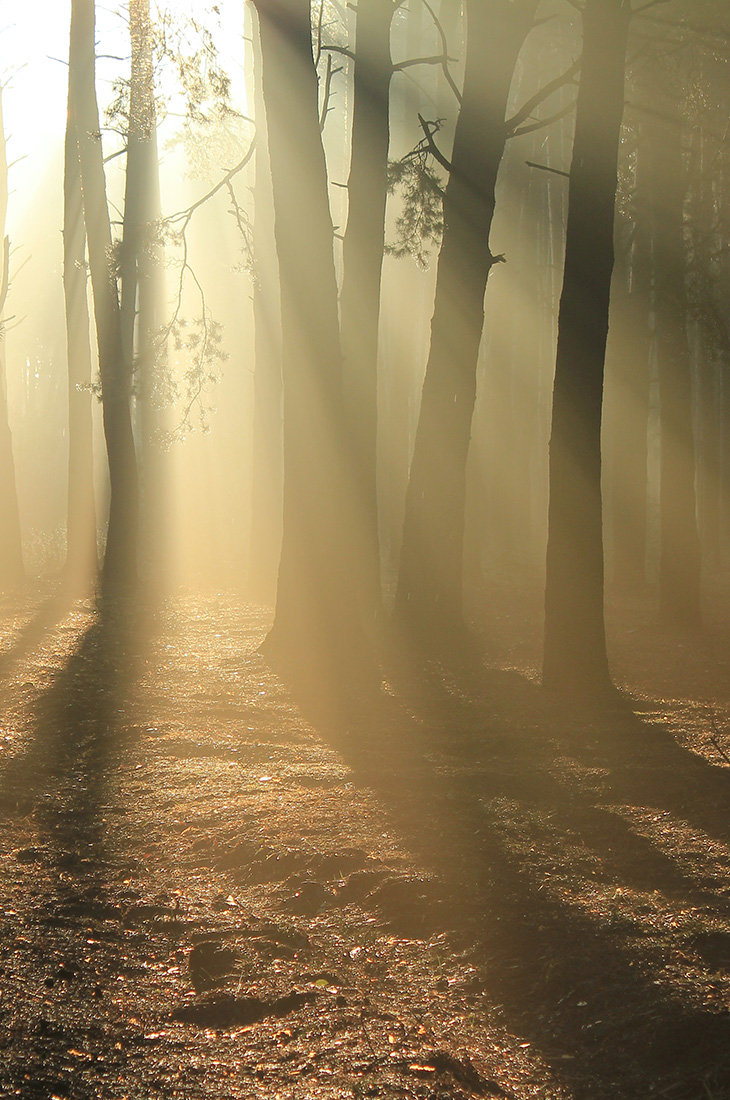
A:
[{"xmin": 708, "ymin": 706, "xmax": 730, "ymax": 766}]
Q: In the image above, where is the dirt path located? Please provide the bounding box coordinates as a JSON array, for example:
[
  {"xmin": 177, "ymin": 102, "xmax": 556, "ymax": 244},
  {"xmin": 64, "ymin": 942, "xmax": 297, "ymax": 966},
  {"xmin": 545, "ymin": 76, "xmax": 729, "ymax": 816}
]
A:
[{"xmin": 1, "ymin": 584, "xmax": 730, "ymax": 1099}]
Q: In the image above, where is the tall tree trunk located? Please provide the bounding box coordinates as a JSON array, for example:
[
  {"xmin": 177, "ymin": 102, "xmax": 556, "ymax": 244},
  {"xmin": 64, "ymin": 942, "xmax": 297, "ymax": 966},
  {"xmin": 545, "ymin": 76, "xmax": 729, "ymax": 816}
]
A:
[
  {"xmin": 252, "ymin": 0, "xmax": 371, "ymax": 686},
  {"xmin": 125, "ymin": 0, "xmax": 169, "ymax": 593},
  {"xmin": 650, "ymin": 89, "xmax": 702, "ymax": 628},
  {"xmin": 247, "ymin": 2, "xmax": 283, "ymax": 607},
  {"xmin": 340, "ymin": 0, "xmax": 398, "ymax": 632},
  {"xmin": 63, "ymin": 107, "xmax": 98, "ymax": 590},
  {"xmin": 0, "ymin": 90, "xmax": 24, "ymax": 588},
  {"xmin": 542, "ymin": 0, "xmax": 631, "ymax": 696},
  {"xmin": 606, "ymin": 132, "xmax": 651, "ymax": 591},
  {"xmin": 394, "ymin": 0, "xmax": 538, "ymax": 647},
  {"xmin": 69, "ymin": 0, "xmax": 139, "ymax": 596}
]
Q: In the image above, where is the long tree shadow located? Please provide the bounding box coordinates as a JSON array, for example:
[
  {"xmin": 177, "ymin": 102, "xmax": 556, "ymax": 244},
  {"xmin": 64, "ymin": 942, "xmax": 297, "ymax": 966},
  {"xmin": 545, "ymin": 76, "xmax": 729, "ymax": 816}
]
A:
[
  {"xmin": 0, "ymin": 597, "xmax": 156, "ymax": 1098},
  {"xmin": 0, "ymin": 585, "xmax": 80, "ymax": 694},
  {"xmin": 0, "ymin": 597, "xmax": 147, "ymax": 823},
  {"xmin": 295, "ymin": 661, "xmax": 730, "ymax": 1100}
]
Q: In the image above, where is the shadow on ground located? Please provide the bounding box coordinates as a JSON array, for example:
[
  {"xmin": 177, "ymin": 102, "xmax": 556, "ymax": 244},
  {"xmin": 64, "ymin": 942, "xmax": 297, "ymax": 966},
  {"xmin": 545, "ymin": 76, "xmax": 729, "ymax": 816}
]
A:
[
  {"xmin": 294, "ymin": 657, "xmax": 730, "ymax": 1100},
  {"xmin": 2, "ymin": 587, "xmax": 730, "ymax": 1100},
  {"xmin": 0, "ymin": 599, "xmax": 156, "ymax": 1097}
]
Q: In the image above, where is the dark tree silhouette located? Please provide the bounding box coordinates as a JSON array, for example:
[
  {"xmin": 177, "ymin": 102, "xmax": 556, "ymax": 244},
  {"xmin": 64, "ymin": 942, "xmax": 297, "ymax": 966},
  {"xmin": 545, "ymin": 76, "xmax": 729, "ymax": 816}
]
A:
[
  {"xmin": 650, "ymin": 80, "xmax": 702, "ymax": 630},
  {"xmin": 542, "ymin": 0, "xmax": 631, "ymax": 696},
  {"xmin": 0, "ymin": 89, "xmax": 25, "ymax": 589},
  {"xmin": 62, "ymin": 105, "xmax": 97, "ymax": 590},
  {"xmin": 69, "ymin": 0, "xmax": 139, "ymax": 595},
  {"xmin": 122, "ymin": 0, "xmax": 169, "ymax": 591},
  {"xmin": 605, "ymin": 122, "xmax": 651, "ymax": 593},
  {"xmin": 247, "ymin": 2, "xmax": 283, "ymax": 607},
  {"xmin": 339, "ymin": 0, "xmax": 401, "ymax": 634},
  {"xmin": 395, "ymin": 0, "xmax": 539, "ymax": 648},
  {"xmin": 252, "ymin": 0, "xmax": 371, "ymax": 686}
]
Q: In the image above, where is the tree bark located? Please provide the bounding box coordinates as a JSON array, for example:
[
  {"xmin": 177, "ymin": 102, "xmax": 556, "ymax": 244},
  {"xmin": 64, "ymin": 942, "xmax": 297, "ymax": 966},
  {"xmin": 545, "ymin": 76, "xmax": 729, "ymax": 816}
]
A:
[
  {"xmin": 340, "ymin": 0, "xmax": 398, "ymax": 632},
  {"xmin": 69, "ymin": 0, "xmax": 139, "ymax": 596},
  {"xmin": 252, "ymin": 0, "xmax": 372, "ymax": 686},
  {"xmin": 649, "ymin": 89, "xmax": 702, "ymax": 629},
  {"xmin": 63, "ymin": 106, "xmax": 98, "ymax": 590},
  {"xmin": 394, "ymin": 0, "xmax": 539, "ymax": 647},
  {"xmin": 542, "ymin": 0, "xmax": 631, "ymax": 696},
  {"xmin": 0, "ymin": 89, "xmax": 24, "ymax": 589},
  {"xmin": 605, "ymin": 127, "xmax": 651, "ymax": 592},
  {"xmin": 125, "ymin": 0, "xmax": 169, "ymax": 593},
  {"xmin": 247, "ymin": 3, "xmax": 283, "ymax": 607}
]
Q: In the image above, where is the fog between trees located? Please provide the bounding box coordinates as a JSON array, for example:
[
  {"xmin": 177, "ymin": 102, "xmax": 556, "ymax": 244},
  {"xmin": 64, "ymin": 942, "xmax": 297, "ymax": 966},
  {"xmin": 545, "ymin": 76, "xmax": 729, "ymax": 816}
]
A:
[{"xmin": 0, "ymin": 0, "xmax": 728, "ymax": 698}]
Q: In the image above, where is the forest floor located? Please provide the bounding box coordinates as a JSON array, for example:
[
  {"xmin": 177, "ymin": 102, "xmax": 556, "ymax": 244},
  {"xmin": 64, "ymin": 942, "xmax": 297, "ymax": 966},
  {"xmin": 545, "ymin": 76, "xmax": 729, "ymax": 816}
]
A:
[{"xmin": 1, "ymin": 577, "xmax": 730, "ymax": 1100}]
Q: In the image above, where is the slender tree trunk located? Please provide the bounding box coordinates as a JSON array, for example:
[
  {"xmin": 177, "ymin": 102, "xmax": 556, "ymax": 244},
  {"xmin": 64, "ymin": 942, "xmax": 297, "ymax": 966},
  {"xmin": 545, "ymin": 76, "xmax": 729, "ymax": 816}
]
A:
[
  {"xmin": 650, "ymin": 90, "xmax": 702, "ymax": 628},
  {"xmin": 126, "ymin": 0, "xmax": 169, "ymax": 593},
  {"xmin": 69, "ymin": 0, "xmax": 139, "ymax": 595},
  {"xmin": 0, "ymin": 90, "xmax": 24, "ymax": 588},
  {"xmin": 722, "ymin": 365, "xmax": 730, "ymax": 564},
  {"xmin": 542, "ymin": 0, "xmax": 631, "ymax": 696},
  {"xmin": 395, "ymin": 0, "xmax": 538, "ymax": 647},
  {"xmin": 63, "ymin": 107, "xmax": 98, "ymax": 590},
  {"xmin": 607, "ymin": 136, "xmax": 651, "ymax": 591},
  {"xmin": 247, "ymin": 3, "xmax": 283, "ymax": 606},
  {"xmin": 0, "ymin": 342, "xmax": 22, "ymax": 588},
  {"xmin": 340, "ymin": 0, "xmax": 397, "ymax": 632},
  {"xmin": 435, "ymin": 0, "xmax": 463, "ymax": 152},
  {"xmin": 252, "ymin": 0, "xmax": 371, "ymax": 686},
  {"xmin": 119, "ymin": 19, "xmax": 142, "ymax": 391}
]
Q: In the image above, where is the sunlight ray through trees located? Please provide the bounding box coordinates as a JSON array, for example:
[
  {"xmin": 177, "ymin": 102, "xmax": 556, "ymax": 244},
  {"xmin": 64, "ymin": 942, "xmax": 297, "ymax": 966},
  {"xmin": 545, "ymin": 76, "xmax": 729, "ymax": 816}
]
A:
[{"xmin": 1, "ymin": 1, "xmax": 730, "ymax": 1096}]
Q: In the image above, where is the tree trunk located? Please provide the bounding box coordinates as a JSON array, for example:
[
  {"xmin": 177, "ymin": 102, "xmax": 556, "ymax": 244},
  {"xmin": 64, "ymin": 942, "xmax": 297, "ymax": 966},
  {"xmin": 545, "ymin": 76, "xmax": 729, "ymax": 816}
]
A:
[
  {"xmin": 69, "ymin": 0, "xmax": 139, "ymax": 596},
  {"xmin": 252, "ymin": 0, "xmax": 371, "ymax": 687},
  {"xmin": 63, "ymin": 107, "xmax": 98, "ymax": 590},
  {"xmin": 650, "ymin": 90, "xmax": 702, "ymax": 629},
  {"xmin": 126, "ymin": 0, "xmax": 169, "ymax": 594},
  {"xmin": 606, "ymin": 134, "xmax": 651, "ymax": 592},
  {"xmin": 542, "ymin": 0, "xmax": 630, "ymax": 696},
  {"xmin": 247, "ymin": 3, "xmax": 283, "ymax": 607},
  {"xmin": 0, "ymin": 89, "xmax": 24, "ymax": 589},
  {"xmin": 394, "ymin": 0, "xmax": 538, "ymax": 647},
  {"xmin": 340, "ymin": 0, "xmax": 397, "ymax": 633}
]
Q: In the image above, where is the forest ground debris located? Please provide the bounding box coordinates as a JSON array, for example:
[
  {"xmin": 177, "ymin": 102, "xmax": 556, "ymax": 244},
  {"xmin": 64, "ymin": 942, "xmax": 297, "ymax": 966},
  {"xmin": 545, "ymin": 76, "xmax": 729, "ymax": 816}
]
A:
[{"xmin": 0, "ymin": 579, "xmax": 729, "ymax": 1097}]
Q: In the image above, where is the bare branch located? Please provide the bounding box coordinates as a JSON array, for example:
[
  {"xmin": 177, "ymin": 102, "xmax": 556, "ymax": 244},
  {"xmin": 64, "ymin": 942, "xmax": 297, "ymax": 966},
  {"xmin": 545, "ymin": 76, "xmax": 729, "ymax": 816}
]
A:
[
  {"xmin": 418, "ymin": 0, "xmax": 462, "ymax": 105},
  {"xmin": 505, "ymin": 55, "xmax": 581, "ymax": 135},
  {"xmin": 319, "ymin": 52, "xmax": 338, "ymax": 132},
  {"xmin": 526, "ymin": 160, "xmax": 570, "ymax": 179},
  {"xmin": 393, "ymin": 53, "xmax": 457, "ymax": 73},
  {"xmin": 509, "ymin": 97, "xmax": 578, "ymax": 139},
  {"xmin": 632, "ymin": 0, "xmax": 671, "ymax": 12},
  {"xmin": 158, "ymin": 138, "xmax": 257, "ymax": 440},
  {"xmin": 709, "ymin": 707, "xmax": 730, "ymax": 766},
  {"xmin": 416, "ymin": 113, "xmax": 452, "ymax": 174},
  {"xmin": 531, "ymin": 15, "xmax": 559, "ymax": 29},
  {"xmin": 225, "ymin": 179, "xmax": 255, "ymax": 275},
  {"xmin": 165, "ymin": 139, "xmax": 256, "ymax": 230},
  {"xmin": 0, "ymin": 238, "xmax": 9, "ymax": 314},
  {"xmin": 320, "ymin": 43, "xmax": 356, "ymax": 64}
]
